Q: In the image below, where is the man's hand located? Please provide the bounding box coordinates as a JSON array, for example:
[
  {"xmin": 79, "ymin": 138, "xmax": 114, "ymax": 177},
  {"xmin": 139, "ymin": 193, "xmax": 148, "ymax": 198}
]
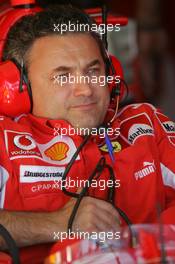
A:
[{"xmin": 63, "ymin": 196, "xmax": 120, "ymax": 233}]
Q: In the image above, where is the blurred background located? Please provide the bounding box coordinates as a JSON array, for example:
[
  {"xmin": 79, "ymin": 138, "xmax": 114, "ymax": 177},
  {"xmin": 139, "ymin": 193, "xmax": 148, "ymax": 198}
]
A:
[{"xmin": 1, "ymin": 0, "xmax": 175, "ymax": 119}]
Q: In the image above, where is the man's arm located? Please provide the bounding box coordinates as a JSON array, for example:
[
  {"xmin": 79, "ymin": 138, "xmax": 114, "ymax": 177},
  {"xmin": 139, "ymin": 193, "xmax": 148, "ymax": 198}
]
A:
[
  {"xmin": 0, "ymin": 206, "xmax": 70, "ymax": 249},
  {"xmin": 0, "ymin": 196, "xmax": 120, "ymax": 249}
]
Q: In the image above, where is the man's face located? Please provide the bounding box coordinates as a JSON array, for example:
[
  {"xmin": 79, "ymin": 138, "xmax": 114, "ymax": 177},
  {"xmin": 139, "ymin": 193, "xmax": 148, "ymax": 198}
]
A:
[{"xmin": 28, "ymin": 33, "xmax": 110, "ymax": 130}]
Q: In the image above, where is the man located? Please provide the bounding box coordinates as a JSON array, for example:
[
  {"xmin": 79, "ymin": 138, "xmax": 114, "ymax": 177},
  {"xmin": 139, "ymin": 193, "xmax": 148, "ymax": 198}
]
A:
[{"xmin": 0, "ymin": 4, "xmax": 175, "ymax": 253}]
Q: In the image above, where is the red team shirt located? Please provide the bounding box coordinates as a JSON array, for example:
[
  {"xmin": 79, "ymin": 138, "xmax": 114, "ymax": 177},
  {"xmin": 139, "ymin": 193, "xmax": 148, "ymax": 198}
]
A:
[{"xmin": 0, "ymin": 103, "xmax": 175, "ymax": 225}]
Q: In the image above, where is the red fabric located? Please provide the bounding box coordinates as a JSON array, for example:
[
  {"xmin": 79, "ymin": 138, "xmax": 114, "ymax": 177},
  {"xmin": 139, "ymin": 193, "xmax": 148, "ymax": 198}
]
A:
[
  {"xmin": 0, "ymin": 1, "xmax": 10, "ymax": 12},
  {"xmin": 19, "ymin": 243, "xmax": 54, "ymax": 264},
  {"xmin": 139, "ymin": 230, "xmax": 160, "ymax": 259},
  {"xmin": 161, "ymin": 206, "xmax": 175, "ymax": 224},
  {"xmin": 0, "ymin": 252, "xmax": 12, "ymax": 264}
]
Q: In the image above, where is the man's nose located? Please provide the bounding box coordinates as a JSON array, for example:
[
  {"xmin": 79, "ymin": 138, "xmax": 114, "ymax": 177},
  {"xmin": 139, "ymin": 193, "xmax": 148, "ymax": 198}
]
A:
[{"xmin": 72, "ymin": 75, "xmax": 93, "ymax": 97}]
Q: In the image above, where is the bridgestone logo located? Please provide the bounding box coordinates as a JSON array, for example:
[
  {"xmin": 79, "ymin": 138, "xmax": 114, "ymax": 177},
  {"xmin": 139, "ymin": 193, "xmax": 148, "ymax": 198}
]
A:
[
  {"xmin": 128, "ymin": 124, "xmax": 154, "ymax": 144},
  {"xmin": 20, "ymin": 165, "xmax": 65, "ymax": 183},
  {"xmin": 24, "ymin": 171, "xmax": 63, "ymax": 177}
]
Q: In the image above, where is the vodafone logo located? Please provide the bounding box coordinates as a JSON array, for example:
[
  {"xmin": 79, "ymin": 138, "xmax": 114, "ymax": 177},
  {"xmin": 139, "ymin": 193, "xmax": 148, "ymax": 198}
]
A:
[
  {"xmin": 4, "ymin": 130, "xmax": 42, "ymax": 159},
  {"xmin": 14, "ymin": 135, "xmax": 36, "ymax": 150}
]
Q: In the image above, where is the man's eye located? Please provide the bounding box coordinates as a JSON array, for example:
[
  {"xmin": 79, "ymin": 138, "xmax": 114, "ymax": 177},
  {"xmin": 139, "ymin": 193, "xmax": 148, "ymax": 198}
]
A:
[
  {"xmin": 87, "ymin": 68, "xmax": 100, "ymax": 75},
  {"xmin": 55, "ymin": 73, "xmax": 69, "ymax": 78}
]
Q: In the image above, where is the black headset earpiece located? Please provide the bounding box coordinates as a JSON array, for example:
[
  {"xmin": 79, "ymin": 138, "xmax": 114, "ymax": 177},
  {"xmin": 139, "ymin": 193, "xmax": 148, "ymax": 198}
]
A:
[
  {"xmin": 19, "ymin": 59, "xmax": 24, "ymax": 93},
  {"xmin": 11, "ymin": 58, "xmax": 33, "ymax": 110}
]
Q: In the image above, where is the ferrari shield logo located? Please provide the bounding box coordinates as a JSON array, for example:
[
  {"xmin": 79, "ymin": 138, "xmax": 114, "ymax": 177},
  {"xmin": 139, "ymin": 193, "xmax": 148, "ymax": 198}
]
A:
[{"xmin": 100, "ymin": 141, "xmax": 121, "ymax": 153}]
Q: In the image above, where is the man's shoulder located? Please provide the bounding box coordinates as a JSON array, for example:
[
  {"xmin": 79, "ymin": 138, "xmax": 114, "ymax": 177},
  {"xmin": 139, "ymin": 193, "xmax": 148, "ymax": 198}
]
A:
[
  {"xmin": 0, "ymin": 115, "xmax": 15, "ymax": 127},
  {"xmin": 117, "ymin": 103, "xmax": 158, "ymax": 119},
  {"xmin": 0, "ymin": 114, "xmax": 30, "ymax": 130},
  {"xmin": 115, "ymin": 103, "xmax": 164, "ymax": 145}
]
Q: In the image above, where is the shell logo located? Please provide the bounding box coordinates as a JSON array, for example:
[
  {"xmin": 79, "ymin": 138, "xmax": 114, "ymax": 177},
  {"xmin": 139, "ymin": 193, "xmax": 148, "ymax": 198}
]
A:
[{"xmin": 44, "ymin": 142, "xmax": 69, "ymax": 161}]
